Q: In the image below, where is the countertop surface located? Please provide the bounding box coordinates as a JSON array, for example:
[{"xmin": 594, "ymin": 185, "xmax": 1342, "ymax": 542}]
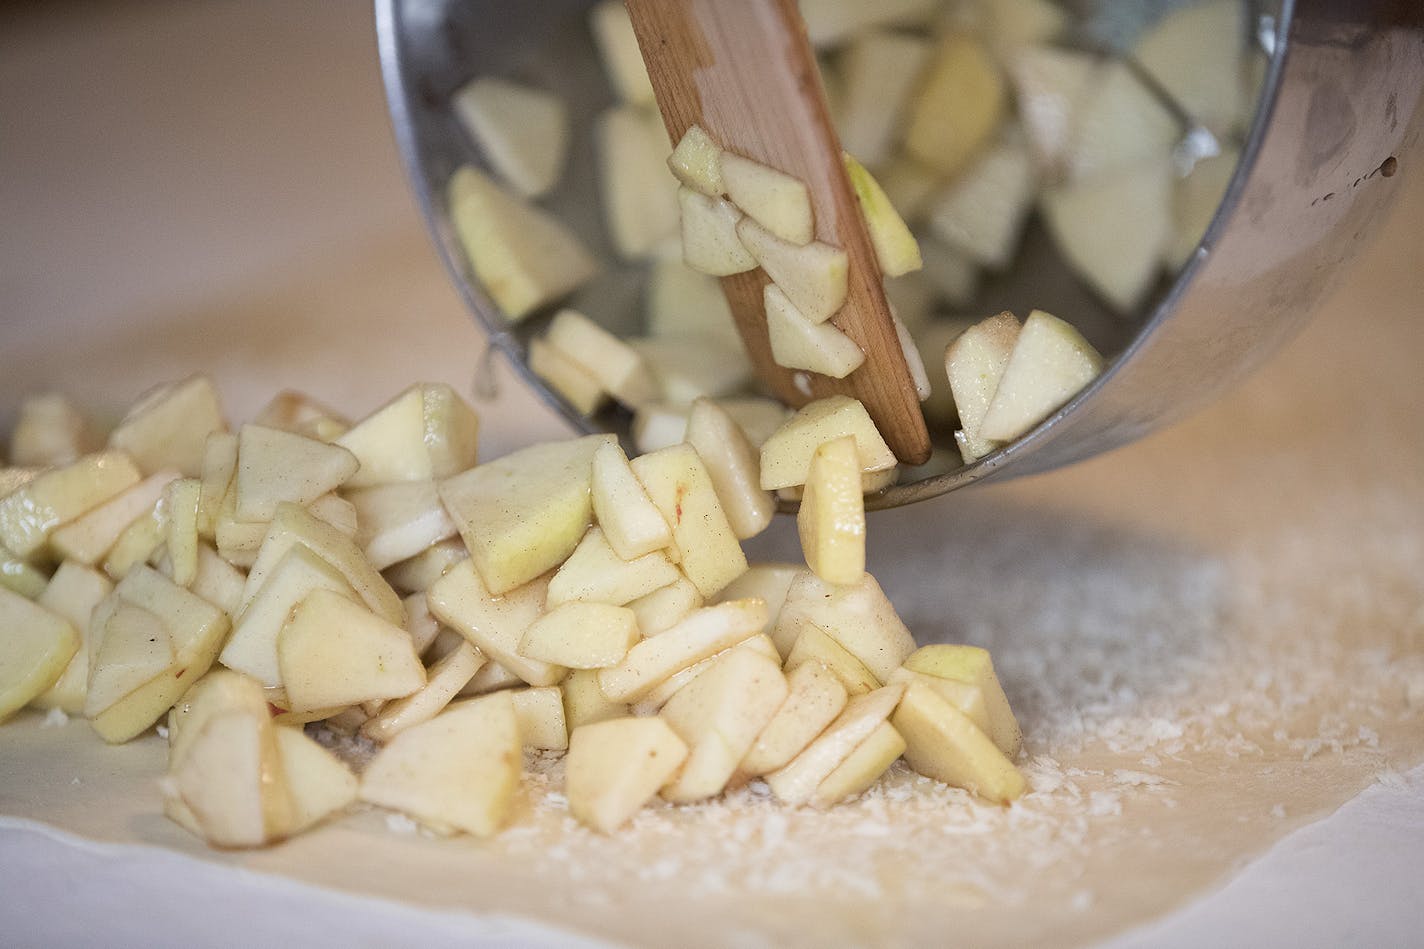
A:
[{"xmin": 2, "ymin": 3, "xmax": 1421, "ymax": 947}]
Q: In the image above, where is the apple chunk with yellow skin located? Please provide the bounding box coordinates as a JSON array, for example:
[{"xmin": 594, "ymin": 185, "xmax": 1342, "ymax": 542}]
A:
[
  {"xmin": 566, "ymin": 716, "xmax": 688, "ymax": 833},
  {"xmin": 765, "ymin": 284, "xmax": 866, "ymax": 379},
  {"xmin": 735, "ymin": 218, "xmax": 847, "ymax": 325},
  {"xmin": 31, "ymin": 562, "xmax": 112, "ymax": 714},
  {"xmin": 658, "ymin": 645, "xmax": 788, "ymax": 803},
  {"xmin": 903, "ymin": 33, "xmax": 1005, "ymax": 180},
  {"xmin": 359, "ymin": 692, "xmax": 521, "ymax": 837},
  {"xmin": 590, "ymin": 441, "xmax": 672, "ymax": 561},
  {"xmin": 276, "ymin": 589, "xmax": 425, "ymax": 713},
  {"xmin": 439, "ymin": 434, "xmax": 612, "ymax": 596},
  {"xmin": 810, "ymin": 720, "xmax": 905, "ymax": 807},
  {"xmin": 843, "ymin": 153, "xmax": 921, "ymax": 278},
  {"xmin": 336, "ymin": 383, "xmax": 480, "ymax": 488},
  {"xmin": 108, "ymin": 375, "xmax": 227, "ymax": 478},
  {"xmin": 759, "ymin": 396, "xmax": 896, "ymax": 490},
  {"xmin": 547, "ymin": 527, "xmax": 679, "ymax": 607},
  {"xmin": 902, "ymin": 644, "xmax": 1022, "ymax": 756},
  {"xmin": 720, "ymin": 151, "xmax": 814, "ymax": 245},
  {"xmin": 765, "ymin": 683, "xmax": 904, "ymax": 805},
  {"xmin": 979, "ymin": 310, "xmax": 1103, "ymax": 443},
  {"xmin": 0, "ymin": 451, "xmax": 142, "ymax": 559},
  {"xmin": 667, "ymin": 124, "xmax": 723, "ymax": 196},
  {"xmin": 0, "ymin": 587, "xmax": 79, "ymax": 722},
  {"xmin": 426, "ymin": 561, "xmax": 565, "ymax": 687},
  {"xmin": 945, "ymin": 310, "xmax": 1021, "ymax": 463},
  {"xmin": 774, "ymin": 570, "xmax": 915, "ymax": 682},
  {"xmin": 784, "ymin": 624, "xmax": 879, "ymax": 695},
  {"xmin": 891, "ymin": 681, "xmax": 1025, "ymax": 803},
  {"xmin": 684, "ymin": 399, "xmax": 775, "ymax": 541},
  {"xmin": 631, "ymin": 444, "xmax": 747, "ymax": 599},
  {"xmin": 598, "ymin": 599, "xmax": 768, "ymax": 703},
  {"xmin": 519, "ymin": 601, "xmax": 638, "ymax": 669},
  {"xmin": 797, "ymin": 436, "xmax": 866, "ymax": 586},
  {"xmin": 740, "ymin": 659, "xmax": 848, "ymax": 777}
]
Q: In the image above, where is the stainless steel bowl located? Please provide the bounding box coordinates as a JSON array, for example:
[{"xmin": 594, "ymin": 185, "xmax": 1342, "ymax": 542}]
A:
[{"xmin": 377, "ymin": 0, "xmax": 1422, "ymax": 509}]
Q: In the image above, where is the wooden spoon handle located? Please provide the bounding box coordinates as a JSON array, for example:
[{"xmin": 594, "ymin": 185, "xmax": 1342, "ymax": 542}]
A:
[{"xmin": 625, "ymin": 0, "xmax": 932, "ymax": 465}]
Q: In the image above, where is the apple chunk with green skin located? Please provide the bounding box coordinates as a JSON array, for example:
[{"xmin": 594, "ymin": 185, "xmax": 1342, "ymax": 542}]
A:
[
  {"xmin": 276, "ymin": 588, "xmax": 425, "ymax": 713},
  {"xmin": 945, "ymin": 310, "xmax": 1021, "ymax": 463},
  {"xmin": 447, "ymin": 164, "xmax": 599, "ymax": 321},
  {"xmin": 439, "ymin": 434, "xmax": 612, "ymax": 596},
  {"xmin": 740, "ymin": 659, "xmax": 848, "ymax": 777},
  {"xmin": 684, "ymin": 399, "xmax": 775, "ymax": 541},
  {"xmin": 797, "ymin": 436, "xmax": 866, "ymax": 587},
  {"xmin": 891, "ymin": 681, "xmax": 1025, "ymax": 803},
  {"xmin": 0, "ymin": 587, "xmax": 79, "ymax": 722},
  {"xmin": 979, "ymin": 310, "xmax": 1104, "ymax": 443},
  {"xmin": 721, "ymin": 151, "xmax": 814, "ymax": 246},
  {"xmin": 452, "ymin": 76, "xmax": 568, "ymax": 199},
  {"xmin": 426, "ymin": 561, "xmax": 565, "ymax": 687},
  {"xmin": 659, "ymin": 645, "xmax": 789, "ymax": 803},
  {"xmin": 336, "ymin": 383, "xmax": 480, "ymax": 489},
  {"xmin": 359, "ymin": 692, "xmax": 521, "ymax": 837},
  {"xmin": 902, "ymin": 644, "xmax": 1022, "ymax": 757},
  {"xmin": 667, "ymin": 124, "xmax": 724, "ymax": 196},
  {"xmin": 765, "ymin": 284, "xmax": 866, "ymax": 379},
  {"xmin": 843, "ymin": 153, "xmax": 922, "ymax": 278},
  {"xmin": 108, "ymin": 375, "xmax": 227, "ymax": 478},
  {"xmin": 590, "ymin": 441, "xmax": 672, "ymax": 562},
  {"xmin": 774, "ymin": 570, "xmax": 915, "ymax": 682},
  {"xmin": 759, "ymin": 396, "xmax": 896, "ymax": 490},
  {"xmin": 566, "ymin": 716, "xmax": 688, "ymax": 833},
  {"xmin": 598, "ymin": 599, "xmax": 768, "ymax": 703},
  {"xmin": 0, "ymin": 451, "xmax": 142, "ymax": 559},
  {"xmin": 679, "ymin": 188, "xmax": 756, "ymax": 277},
  {"xmin": 630, "ymin": 444, "xmax": 748, "ymax": 598},
  {"xmin": 764, "ymin": 683, "xmax": 904, "ymax": 805},
  {"xmin": 735, "ymin": 218, "xmax": 848, "ymax": 325}
]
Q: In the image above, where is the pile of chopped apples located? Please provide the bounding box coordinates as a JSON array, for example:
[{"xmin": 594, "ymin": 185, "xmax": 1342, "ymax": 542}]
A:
[
  {"xmin": 441, "ymin": 0, "xmax": 1254, "ymax": 469},
  {"xmin": 0, "ymin": 378, "xmax": 1027, "ymax": 845}
]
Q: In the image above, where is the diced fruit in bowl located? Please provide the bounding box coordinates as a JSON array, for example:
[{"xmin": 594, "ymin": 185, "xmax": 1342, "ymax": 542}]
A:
[{"xmin": 451, "ymin": 76, "xmax": 568, "ymax": 199}]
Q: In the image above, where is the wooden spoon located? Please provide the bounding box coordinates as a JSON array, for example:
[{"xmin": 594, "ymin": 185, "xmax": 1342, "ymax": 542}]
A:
[{"xmin": 624, "ymin": 0, "xmax": 932, "ymax": 465}]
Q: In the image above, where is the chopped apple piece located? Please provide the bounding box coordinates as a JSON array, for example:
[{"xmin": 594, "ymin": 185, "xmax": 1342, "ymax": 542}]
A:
[
  {"xmin": 887, "ymin": 666, "xmax": 992, "ymax": 737},
  {"xmin": 784, "ymin": 624, "xmax": 880, "ymax": 695},
  {"xmin": 276, "ymin": 588, "xmax": 425, "ymax": 712},
  {"xmin": 981, "ymin": 0, "xmax": 1068, "ymax": 51},
  {"xmin": 168, "ymin": 708, "xmax": 290, "ymax": 847},
  {"xmin": 233, "ymin": 425, "xmax": 358, "ymax": 522},
  {"xmin": 85, "ymin": 565, "xmax": 230, "ymax": 743},
  {"xmin": 904, "ymin": 34, "xmax": 1005, "ymax": 179},
  {"xmin": 336, "ymin": 383, "xmax": 479, "ymax": 488},
  {"xmin": 85, "ymin": 601, "xmax": 173, "ymax": 719},
  {"xmin": 598, "ymin": 599, "xmax": 768, "ymax": 703},
  {"xmin": 544, "ymin": 309, "xmax": 659, "ymax": 409},
  {"xmin": 632, "ymin": 402, "xmax": 690, "ymax": 455},
  {"xmin": 439, "ymin": 434, "xmax": 610, "ymax": 596},
  {"xmin": 799, "ymin": 0, "xmax": 938, "ymax": 47},
  {"xmin": 1007, "ymin": 45, "xmax": 1099, "ymax": 174},
  {"xmin": 684, "ymin": 399, "xmax": 775, "ymax": 540},
  {"xmin": 1134, "ymin": 0, "xmax": 1244, "ymax": 138},
  {"xmin": 714, "ymin": 562, "xmax": 799, "ymax": 638},
  {"xmin": 764, "ymin": 683, "xmax": 904, "ymax": 805},
  {"xmin": 459, "ymin": 657, "xmax": 526, "ymax": 697},
  {"xmin": 902, "ymin": 644, "xmax": 1021, "ymax": 756},
  {"xmin": 913, "ymin": 317, "xmax": 974, "ymax": 427},
  {"xmin": 735, "ymin": 218, "xmax": 848, "ymax": 324},
  {"xmin": 631, "ymin": 443, "xmax": 747, "ymax": 598},
  {"xmin": 400, "ymin": 591, "xmax": 445, "ymax": 658},
  {"xmin": 598, "ymin": 106, "xmax": 679, "ymax": 259},
  {"xmin": 1167, "ymin": 147, "xmax": 1239, "ymax": 269},
  {"xmin": 519, "ymin": 601, "xmax": 638, "ymax": 669},
  {"xmin": 765, "ymin": 283, "xmax": 866, "ymax": 379},
  {"xmin": 629, "ymin": 633, "xmax": 777, "ymax": 716},
  {"xmin": 547, "ymin": 527, "xmax": 679, "ymax": 608},
  {"xmin": 843, "ymin": 154, "xmax": 922, "ymax": 277},
  {"xmin": 927, "ymin": 135, "xmax": 1035, "ymax": 270},
  {"xmin": 809, "ymin": 719, "xmax": 904, "ymax": 807},
  {"xmin": 252, "ymin": 390, "xmax": 350, "ymax": 442},
  {"xmin": 627, "ymin": 576, "xmax": 702, "ymax": 636},
  {"xmin": 717, "ymin": 398, "xmax": 793, "ymax": 448},
  {"xmin": 274, "ymin": 725, "xmax": 358, "ymax": 833},
  {"xmin": 629, "ymin": 336, "xmax": 752, "ymax": 406},
  {"xmin": 0, "ymin": 545, "xmax": 47, "ymax": 598},
  {"xmin": 797, "ymin": 436, "xmax": 865, "ymax": 586},
  {"xmin": 1065, "ymin": 62, "xmax": 1179, "ymax": 182},
  {"xmin": 383, "ymin": 538, "xmax": 468, "ymax": 595},
  {"xmin": 720, "ymin": 152, "xmax": 814, "ymax": 245},
  {"xmin": 588, "ymin": 0, "xmax": 655, "ymax": 105},
  {"xmin": 359, "ymin": 692, "xmax": 521, "ymax": 837},
  {"xmin": 348, "ymin": 480, "xmax": 458, "ymax": 571},
  {"xmin": 427, "ymin": 562, "xmax": 565, "ymax": 687},
  {"xmin": 530, "ymin": 337, "xmax": 606, "ymax": 415},
  {"xmin": 741, "ymin": 659, "xmax": 848, "ymax": 777},
  {"xmin": 946, "ymin": 311, "xmax": 1021, "ymax": 462},
  {"xmin": 48, "ymin": 470, "xmax": 177, "ymax": 566},
  {"xmin": 197, "ymin": 433, "xmax": 238, "ymax": 540},
  {"xmin": 0, "ymin": 468, "xmax": 39, "ymax": 496},
  {"xmin": 678, "ymin": 188, "xmax": 757, "ymax": 276},
  {"xmin": 775, "ymin": 570, "xmax": 914, "ymax": 681},
  {"xmin": 361, "ymin": 642, "xmax": 484, "ymax": 743},
  {"xmin": 891, "ymin": 681, "xmax": 1025, "ymax": 803},
  {"xmin": 189, "ymin": 544, "xmax": 246, "ymax": 616},
  {"xmin": 240, "ymin": 502, "xmax": 403, "ymax": 625},
  {"xmin": 644, "ymin": 255, "xmax": 741, "ymax": 349},
  {"xmin": 448, "ymin": 164, "xmax": 599, "ymax": 321},
  {"xmin": 566, "ymin": 716, "xmax": 688, "ymax": 833},
  {"xmin": 893, "ymin": 311, "xmax": 932, "ymax": 402},
  {"xmin": 562, "ymin": 667, "xmax": 628, "ymax": 730},
  {"xmin": 758, "ymin": 396, "xmax": 896, "ymax": 490},
  {"xmin": 668, "ymin": 125, "xmax": 725, "ymax": 196},
  {"xmin": 165, "ymin": 478, "xmax": 201, "ymax": 587},
  {"xmin": 102, "ymin": 502, "xmax": 166, "ymax": 580},
  {"xmin": 221, "ymin": 545, "xmax": 358, "ymax": 688},
  {"xmin": 0, "ymin": 451, "xmax": 142, "ymax": 558},
  {"xmin": 591, "ymin": 441, "xmax": 673, "ymax": 562},
  {"xmin": 30, "ymin": 562, "xmax": 111, "ymax": 713},
  {"xmin": 979, "ymin": 309, "xmax": 1104, "ymax": 442},
  {"xmin": 452, "ymin": 76, "xmax": 568, "ymax": 199},
  {"xmin": 509, "ymin": 686, "xmax": 568, "ymax": 750},
  {"xmin": 108, "ymin": 376, "xmax": 226, "ymax": 477},
  {"xmin": 9, "ymin": 394, "xmax": 95, "ymax": 468},
  {"xmin": 836, "ymin": 31, "xmax": 933, "ymax": 166},
  {"xmin": 660, "ymin": 645, "xmax": 788, "ymax": 803},
  {"xmin": 0, "ymin": 587, "xmax": 79, "ymax": 722}
]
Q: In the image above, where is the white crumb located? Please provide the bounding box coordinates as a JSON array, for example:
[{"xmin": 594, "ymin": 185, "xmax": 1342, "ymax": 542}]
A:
[
  {"xmin": 384, "ymin": 812, "xmax": 420, "ymax": 835},
  {"xmin": 41, "ymin": 708, "xmax": 70, "ymax": 727}
]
